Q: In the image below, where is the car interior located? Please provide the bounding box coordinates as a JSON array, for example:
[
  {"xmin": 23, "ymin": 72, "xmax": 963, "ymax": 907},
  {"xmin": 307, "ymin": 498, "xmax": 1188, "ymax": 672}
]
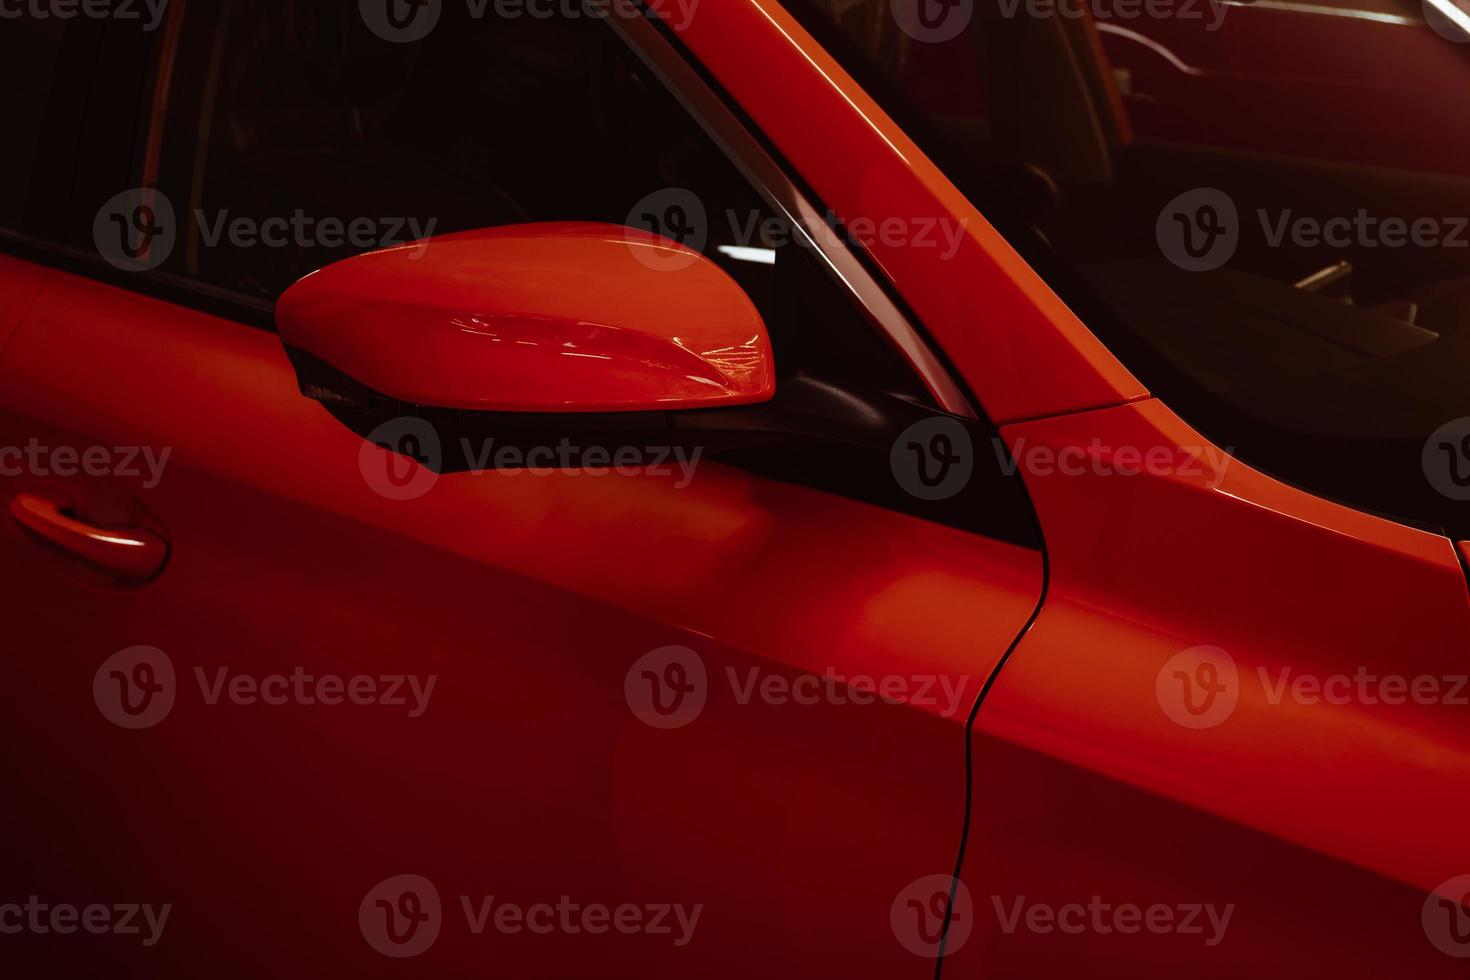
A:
[{"xmin": 794, "ymin": 0, "xmax": 1470, "ymax": 538}]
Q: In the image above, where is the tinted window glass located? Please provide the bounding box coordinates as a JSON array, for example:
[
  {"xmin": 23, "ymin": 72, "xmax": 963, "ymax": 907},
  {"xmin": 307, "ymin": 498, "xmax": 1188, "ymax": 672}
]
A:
[
  {"xmin": 0, "ymin": 16, "xmax": 70, "ymax": 229},
  {"xmin": 151, "ymin": 1, "xmax": 926, "ymax": 400},
  {"xmin": 793, "ymin": 0, "xmax": 1470, "ymax": 537},
  {"xmin": 97, "ymin": 1, "xmax": 1046, "ymax": 546}
]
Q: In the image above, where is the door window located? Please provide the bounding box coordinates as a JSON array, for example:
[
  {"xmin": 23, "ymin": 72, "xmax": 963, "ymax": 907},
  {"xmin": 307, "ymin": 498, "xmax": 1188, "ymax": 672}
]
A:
[
  {"xmin": 0, "ymin": 16, "xmax": 76, "ymax": 231},
  {"xmin": 113, "ymin": 0, "xmax": 1040, "ymax": 545},
  {"xmin": 146, "ymin": 1, "xmax": 928, "ymax": 399}
]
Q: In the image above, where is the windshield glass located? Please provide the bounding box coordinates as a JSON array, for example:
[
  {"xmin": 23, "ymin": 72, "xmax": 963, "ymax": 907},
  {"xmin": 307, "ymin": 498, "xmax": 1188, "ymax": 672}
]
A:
[{"xmin": 789, "ymin": 0, "xmax": 1470, "ymax": 538}]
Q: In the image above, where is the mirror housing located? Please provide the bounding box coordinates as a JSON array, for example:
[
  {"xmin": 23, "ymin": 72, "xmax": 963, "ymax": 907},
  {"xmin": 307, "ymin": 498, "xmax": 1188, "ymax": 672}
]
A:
[
  {"xmin": 271, "ymin": 221, "xmax": 961, "ymax": 524},
  {"xmin": 275, "ymin": 222, "xmax": 775, "ymax": 414},
  {"xmin": 269, "ymin": 222, "xmax": 1037, "ymax": 544}
]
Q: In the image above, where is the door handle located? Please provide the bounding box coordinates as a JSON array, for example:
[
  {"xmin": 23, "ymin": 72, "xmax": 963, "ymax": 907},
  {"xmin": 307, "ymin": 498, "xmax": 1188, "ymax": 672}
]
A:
[{"xmin": 9, "ymin": 491, "xmax": 169, "ymax": 582}]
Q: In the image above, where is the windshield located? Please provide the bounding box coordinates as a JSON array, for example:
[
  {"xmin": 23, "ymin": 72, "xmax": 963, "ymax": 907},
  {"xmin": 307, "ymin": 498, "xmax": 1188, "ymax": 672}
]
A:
[{"xmin": 789, "ymin": 0, "xmax": 1470, "ymax": 538}]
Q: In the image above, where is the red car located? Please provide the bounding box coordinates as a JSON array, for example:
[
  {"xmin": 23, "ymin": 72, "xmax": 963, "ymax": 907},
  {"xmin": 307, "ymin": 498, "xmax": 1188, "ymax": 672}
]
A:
[{"xmin": 1, "ymin": 0, "xmax": 1468, "ymax": 976}]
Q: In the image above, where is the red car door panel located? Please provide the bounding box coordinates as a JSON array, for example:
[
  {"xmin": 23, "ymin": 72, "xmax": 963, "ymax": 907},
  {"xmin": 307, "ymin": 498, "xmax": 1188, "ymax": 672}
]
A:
[
  {"xmin": 0, "ymin": 257, "xmax": 44, "ymax": 353},
  {"xmin": 946, "ymin": 399, "xmax": 1470, "ymax": 976},
  {"xmin": 0, "ymin": 261, "xmax": 1043, "ymax": 975}
]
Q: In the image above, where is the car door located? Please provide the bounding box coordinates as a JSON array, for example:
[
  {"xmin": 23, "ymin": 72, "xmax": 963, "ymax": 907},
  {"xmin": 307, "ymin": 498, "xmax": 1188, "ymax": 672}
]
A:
[
  {"xmin": 737, "ymin": 2, "xmax": 1470, "ymax": 976},
  {"xmin": 948, "ymin": 398, "xmax": 1470, "ymax": 978},
  {"xmin": 0, "ymin": 4, "xmax": 1044, "ymax": 977}
]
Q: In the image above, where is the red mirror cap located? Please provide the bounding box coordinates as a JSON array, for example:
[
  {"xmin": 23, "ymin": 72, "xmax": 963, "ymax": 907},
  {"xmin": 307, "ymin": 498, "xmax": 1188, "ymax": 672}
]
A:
[{"xmin": 275, "ymin": 222, "xmax": 775, "ymax": 413}]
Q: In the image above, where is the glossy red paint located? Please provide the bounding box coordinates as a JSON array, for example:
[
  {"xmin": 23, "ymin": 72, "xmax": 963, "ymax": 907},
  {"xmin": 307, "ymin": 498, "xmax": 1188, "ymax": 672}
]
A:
[
  {"xmin": 944, "ymin": 399, "xmax": 1470, "ymax": 975},
  {"xmin": 666, "ymin": 4, "xmax": 1470, "ymax": 970},
  {"xmin": 0, "ymin": 255, "xmax": 45, "ymax": 356},
  {"xmin": 9, "ymin": 489, "xmax": 169, "ymax": 583},
  {"xmin": 0, "ymin": 264, "xmax": 1041, "ymax": 975},
  {"xmin": 276, "ymin": 223, "xmax": 776, "ymax": 413},
  {"xmin": 0, "ymin": 2, "xmax": 1467, "ymax": 977}
]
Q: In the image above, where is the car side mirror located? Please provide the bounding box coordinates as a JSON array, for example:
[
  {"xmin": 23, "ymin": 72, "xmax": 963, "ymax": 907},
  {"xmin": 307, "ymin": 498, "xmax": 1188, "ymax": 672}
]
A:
[
  {"xmin": 273, "ymin": 220, "xmax": 943, "ymax": 493},
  {"xmin": 275, "ymin": 221, "xmax": 776, "ymax": 415}
]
